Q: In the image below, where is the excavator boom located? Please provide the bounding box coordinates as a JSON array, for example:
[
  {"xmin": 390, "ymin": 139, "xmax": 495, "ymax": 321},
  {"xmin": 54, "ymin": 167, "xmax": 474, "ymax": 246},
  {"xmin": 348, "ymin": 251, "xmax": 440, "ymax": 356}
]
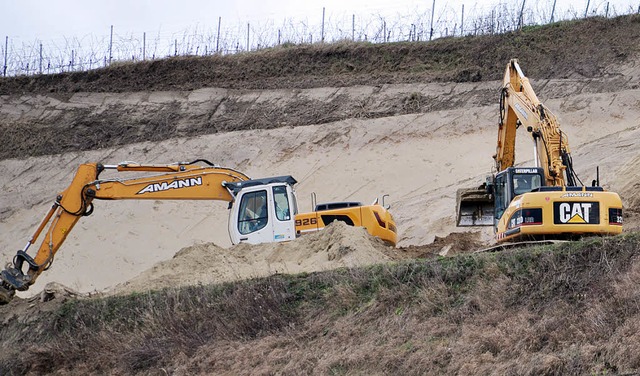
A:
[
  {"xmin": 0, "ymin": 161, "xmax": 249, "ymax": 303},
  {"xmin": 496, "ymin": 59, "xmax": 570, "ymax": 186}
]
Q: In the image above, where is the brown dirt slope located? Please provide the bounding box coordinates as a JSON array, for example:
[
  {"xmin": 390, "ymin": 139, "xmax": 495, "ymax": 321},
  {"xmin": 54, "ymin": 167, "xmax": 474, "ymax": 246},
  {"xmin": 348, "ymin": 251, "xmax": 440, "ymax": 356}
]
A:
[
  {"xmin": 111, "ymin": 222, "xmax": 393, "ymax": 295},
  {"xmin": 0, "ymin": 15, "xmax": 638, "ymax": 160}
]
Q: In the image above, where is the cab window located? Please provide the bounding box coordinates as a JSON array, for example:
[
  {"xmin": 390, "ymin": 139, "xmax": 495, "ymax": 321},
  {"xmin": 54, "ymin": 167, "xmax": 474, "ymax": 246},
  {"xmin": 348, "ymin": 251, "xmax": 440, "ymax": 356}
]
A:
[
  {"xmin": 513, "ymin": 174, "xmax": 542, "ymax": 196},
  {"xmin": 494, "ymin": 174, "xmax": 508, "ymax": 221},
  {"xmin": 272, "ymin": 186, "xmax": 291, "ymax": 221},
  {"xmin": 238, "ymin": 190, "xmax": 268, "ymax": 235}
]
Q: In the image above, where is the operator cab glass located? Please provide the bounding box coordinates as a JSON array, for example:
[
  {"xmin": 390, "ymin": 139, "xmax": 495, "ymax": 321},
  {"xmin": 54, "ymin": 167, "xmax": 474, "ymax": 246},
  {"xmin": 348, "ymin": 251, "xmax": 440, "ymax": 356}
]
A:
[
  {"xmin": 272, "ymin": 185, "xmax": 291, "ymax": 221},
  {"xmin": 494, "ymin": 173, "xmax": 509, "ymax": 222},
  {"xmin": 494, "ymin": 167, "xmax": 545, "ymax": 224},
  {"xmin": 238, "ymin": 190, "xmax": 268, "ymax": 234},
  {"xmin": 513, "ymin": 173, "xmax": 542, "ymax": 196}
]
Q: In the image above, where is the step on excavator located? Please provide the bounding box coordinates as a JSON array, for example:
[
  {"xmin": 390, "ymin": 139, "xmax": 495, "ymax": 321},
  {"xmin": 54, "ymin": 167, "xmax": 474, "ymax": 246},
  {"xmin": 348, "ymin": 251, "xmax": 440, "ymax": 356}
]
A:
[
  {"xmin": 0, "ymin": 160, "xmax": 397, "ymax": 304},
  {"xmin": 457, "ymin": 59, "xmax": 623, "ymax": 242}
]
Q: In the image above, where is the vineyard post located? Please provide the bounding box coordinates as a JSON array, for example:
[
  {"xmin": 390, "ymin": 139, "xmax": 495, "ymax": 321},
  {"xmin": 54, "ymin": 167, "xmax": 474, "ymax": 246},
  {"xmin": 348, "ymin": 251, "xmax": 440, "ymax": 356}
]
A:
[
  {"xmin": 430, "ymin": 0, "xmax": 436, "ymax": 40},
  {"xmin": 352, "ymin": 14, "xmax": 355, "ymax": 41},
  {"xmin": 3, "ymin": 36, "xmax": 8, "ymax": 76},
  {"xmin": 109, "ymin": 25, "xmax": 113, "ymax": 65},
  {"xmin": 461, "ymin": 4, "xmax": 465, "ymax": 36},
  {"xmin": 383, "ymin": 21, "xmax": 386, "ymax": 42},
  {"xmin": 321, "ymin": 7, "xmax": 325, "ymax": 42},
  {"xmin": 585, "ymin": 0, "xmax": 591, "ymax": 17},
  {"xmin": 519, "ymin": 0, "xmax": 526, "ymax": 29},
  {"xmin": 216, "ymin": 17, "xmax": 221, "ymax": 53}
]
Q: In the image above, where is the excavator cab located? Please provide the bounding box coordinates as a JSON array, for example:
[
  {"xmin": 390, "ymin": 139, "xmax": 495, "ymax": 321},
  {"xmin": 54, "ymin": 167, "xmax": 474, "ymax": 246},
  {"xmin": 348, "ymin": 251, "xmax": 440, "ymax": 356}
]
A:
[
  {"xmin": 226, "ymin": 176, "xmax": 299, "ymax": 245},
  {"xmin": 457, "ymin": 167, "xmax": 544, "ymax": 227},
  {"xmin": 493, "ymin": 167, "xmax": 545, "ymax": 225}
]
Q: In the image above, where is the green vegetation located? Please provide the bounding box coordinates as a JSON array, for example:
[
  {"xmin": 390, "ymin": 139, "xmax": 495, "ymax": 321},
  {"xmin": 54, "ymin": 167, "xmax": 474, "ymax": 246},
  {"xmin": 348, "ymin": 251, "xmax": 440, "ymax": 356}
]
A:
[{"xmin": 2, "ymin": 233, "xmax": 639, "ymax": 374}]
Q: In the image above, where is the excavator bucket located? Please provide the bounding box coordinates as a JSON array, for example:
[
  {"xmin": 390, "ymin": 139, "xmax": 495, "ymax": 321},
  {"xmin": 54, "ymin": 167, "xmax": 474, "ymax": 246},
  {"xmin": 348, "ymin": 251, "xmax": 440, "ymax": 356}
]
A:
[{"xmin": 456, "ymin": 186, "xmax": 494, "ymax": 226}]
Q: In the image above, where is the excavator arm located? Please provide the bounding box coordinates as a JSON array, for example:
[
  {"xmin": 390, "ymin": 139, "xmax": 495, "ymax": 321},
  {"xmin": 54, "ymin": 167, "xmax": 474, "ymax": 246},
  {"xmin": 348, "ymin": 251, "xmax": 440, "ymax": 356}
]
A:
[
  {"xmin": 0, "ymin": 160, "xmax": 249, "ymax": 304},
  {"xmin": 1, "ymin": 159, "xmax": 398, "ymax": 304},
  {"xmin": 495, "ymin": 59, "xmax": 575, "ymax": 187}
]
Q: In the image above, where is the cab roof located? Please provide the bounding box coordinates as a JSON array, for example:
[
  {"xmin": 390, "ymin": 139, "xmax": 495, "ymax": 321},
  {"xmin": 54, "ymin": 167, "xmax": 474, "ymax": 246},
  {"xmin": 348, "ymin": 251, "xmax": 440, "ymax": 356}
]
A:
[{"xmin": 224, "ymin": 175, "xmax": 297, "ymax": 195}]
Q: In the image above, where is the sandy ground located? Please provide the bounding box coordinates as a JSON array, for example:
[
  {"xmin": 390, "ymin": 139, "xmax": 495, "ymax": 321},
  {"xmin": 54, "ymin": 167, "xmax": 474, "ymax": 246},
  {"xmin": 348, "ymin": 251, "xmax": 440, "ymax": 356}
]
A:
[
  {"xmin": 111, "ymin": 221, "xmax": 391, "ymax": 295},
  {"xmin": 1, "ymin": 64, "xmax": 639, "ymax": 298}
]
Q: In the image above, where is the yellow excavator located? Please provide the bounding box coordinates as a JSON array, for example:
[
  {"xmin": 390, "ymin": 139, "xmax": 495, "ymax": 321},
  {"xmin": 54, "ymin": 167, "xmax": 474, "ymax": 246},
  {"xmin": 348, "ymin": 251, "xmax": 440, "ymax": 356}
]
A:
[
  {"xmin": 0, "ymin": 159, "xmax": 397, "ymax": 304},
  {"xmin": 457, "ymin": 59, "xmax": 623, "ymax": 242}
]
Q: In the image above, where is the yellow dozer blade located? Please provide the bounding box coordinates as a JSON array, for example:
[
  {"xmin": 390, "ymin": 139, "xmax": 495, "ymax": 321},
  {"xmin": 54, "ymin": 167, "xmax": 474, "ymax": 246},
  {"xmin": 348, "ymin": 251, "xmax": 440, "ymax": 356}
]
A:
[{"xmin": 456, "ymin": 186, "xmax": 494, "ymax": 226}]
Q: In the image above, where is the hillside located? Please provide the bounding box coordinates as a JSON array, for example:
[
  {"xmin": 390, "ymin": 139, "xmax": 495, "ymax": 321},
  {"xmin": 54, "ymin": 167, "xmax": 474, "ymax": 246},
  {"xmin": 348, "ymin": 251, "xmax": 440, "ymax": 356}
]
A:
[
  {"xmin": 1, "ymin": 15, "xmax": 639, "ymax": 160},
  {"xmin": 0, "ymin": 14, "xmax": 640, "ymax": 375},
  {"xmin": 1, "ymin": 234, "xmax": 640, "ymax": 375}
]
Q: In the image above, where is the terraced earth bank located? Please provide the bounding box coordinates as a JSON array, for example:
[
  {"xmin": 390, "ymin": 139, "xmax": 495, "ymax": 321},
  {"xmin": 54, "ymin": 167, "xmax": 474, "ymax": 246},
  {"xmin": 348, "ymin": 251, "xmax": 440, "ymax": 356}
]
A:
[{"xmin": 1, "ymin": 14, "xmax": 640, "ymax": 375}]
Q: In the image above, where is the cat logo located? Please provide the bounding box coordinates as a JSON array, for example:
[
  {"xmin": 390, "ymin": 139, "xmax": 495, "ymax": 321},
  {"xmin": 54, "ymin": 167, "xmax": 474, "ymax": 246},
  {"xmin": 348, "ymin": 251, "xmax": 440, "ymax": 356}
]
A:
[{"xmin": 553, "ymin": 202, "xmax": 599, "ymax": 225}]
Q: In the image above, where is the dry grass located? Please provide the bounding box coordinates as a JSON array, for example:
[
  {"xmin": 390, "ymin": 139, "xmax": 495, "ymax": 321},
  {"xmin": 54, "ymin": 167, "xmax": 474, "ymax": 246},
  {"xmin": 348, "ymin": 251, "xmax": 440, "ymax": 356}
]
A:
[
  {"xmin": 1, "ymin": 15, "xmax": 639, "ymax": 96},
  {"xmin": 1, "ymin": 233, "xmax": 639, "ymax": 375}
]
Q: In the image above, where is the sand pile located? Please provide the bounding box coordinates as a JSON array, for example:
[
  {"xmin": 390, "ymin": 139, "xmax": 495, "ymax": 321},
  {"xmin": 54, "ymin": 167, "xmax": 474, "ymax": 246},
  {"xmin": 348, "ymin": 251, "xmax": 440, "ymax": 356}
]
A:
[{"xmin": 111, "ymin": 221, "xmax": 392, "ymax": 295}]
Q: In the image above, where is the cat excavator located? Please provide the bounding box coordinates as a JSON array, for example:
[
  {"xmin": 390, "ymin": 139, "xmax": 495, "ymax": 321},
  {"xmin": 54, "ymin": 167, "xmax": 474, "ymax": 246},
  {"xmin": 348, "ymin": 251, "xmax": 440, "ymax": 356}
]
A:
[
  {"xmin": 457, "ymin": 59, "xmax": 623, "ymax": 242},
  {"xmin": 0, "ymin": 160, "xmax": 397, "ymax": 304}
]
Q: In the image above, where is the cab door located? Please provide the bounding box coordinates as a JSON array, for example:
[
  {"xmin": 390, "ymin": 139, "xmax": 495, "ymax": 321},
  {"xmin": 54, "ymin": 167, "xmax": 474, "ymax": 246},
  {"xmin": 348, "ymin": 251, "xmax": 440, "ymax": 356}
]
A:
[
  {"xmin": 228, "ymin": 184, "xmax": 296, "ymax": 245},
  {"xmin": 493, "ymin": 172, "xmax": 510, "ymax": 227},
  {"xmin": 270, "ymin": 184, "xmax": 296, "ymax": 242}
]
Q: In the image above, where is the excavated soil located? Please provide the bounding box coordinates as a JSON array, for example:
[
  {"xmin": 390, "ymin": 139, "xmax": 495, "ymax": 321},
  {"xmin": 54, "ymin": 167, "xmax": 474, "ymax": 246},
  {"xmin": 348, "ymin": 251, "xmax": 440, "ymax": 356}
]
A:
[{"xmin": 112, "ymin": 221, "xmax": 392, "ymax": 295}]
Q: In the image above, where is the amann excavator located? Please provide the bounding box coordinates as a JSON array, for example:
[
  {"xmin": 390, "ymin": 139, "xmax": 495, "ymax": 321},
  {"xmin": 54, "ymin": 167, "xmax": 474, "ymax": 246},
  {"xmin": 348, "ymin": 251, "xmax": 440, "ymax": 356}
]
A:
[
  {"xmin": 457, "ymin": 59, "xmax": 623, "ymax": 242},
  {"xmin": 0, "ymin": 160, "xmax": 397, "ymax": 304}
]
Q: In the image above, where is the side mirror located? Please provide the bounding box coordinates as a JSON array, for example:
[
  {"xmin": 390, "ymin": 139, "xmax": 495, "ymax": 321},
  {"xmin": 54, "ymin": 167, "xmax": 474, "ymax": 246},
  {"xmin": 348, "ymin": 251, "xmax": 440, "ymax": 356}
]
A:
[{"xmin": 382, "ymin": 194, "xmax": 390, "ymax": 210}]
